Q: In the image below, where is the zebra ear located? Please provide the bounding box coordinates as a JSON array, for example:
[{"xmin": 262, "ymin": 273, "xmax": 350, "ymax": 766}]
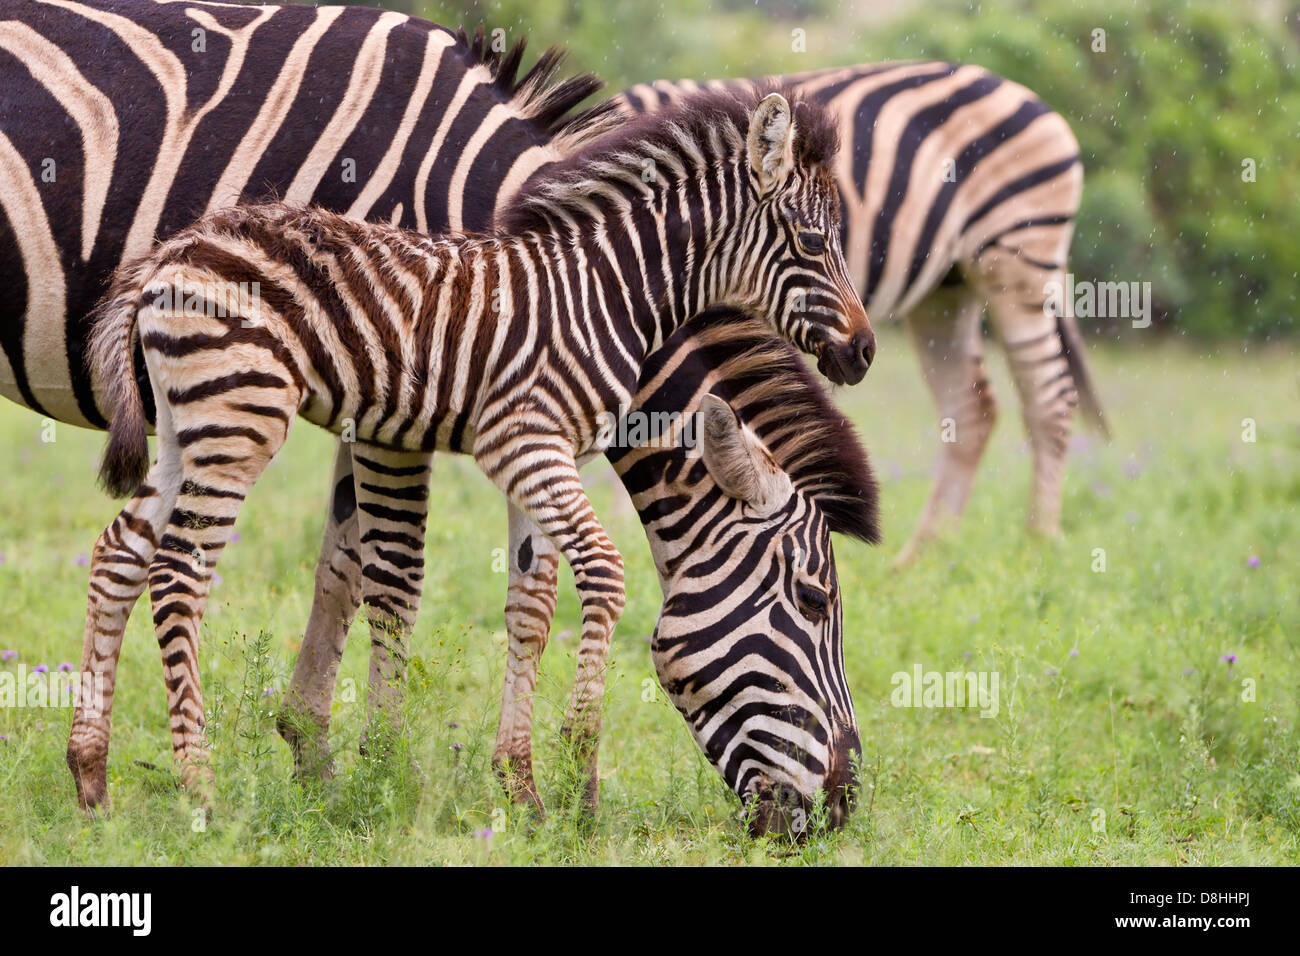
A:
[
  {"xmin": 699, "ymin": 394, "xmax": 793, "ymax": 516},
  {"xmin": 747, "ymin": 93, "xmax": 796, "ymax": 196}
]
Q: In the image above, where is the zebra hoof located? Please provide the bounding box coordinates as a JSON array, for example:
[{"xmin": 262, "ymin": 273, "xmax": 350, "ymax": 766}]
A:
[
  {"xmin": 66, "ymin": 746, "xmax": 109, "ymax": 815},
  {"xmin": 277, "ymin": 709, "xmax": 334, "ymax": 781},
  {"xmin": 493, "ymin": 756, "xmax": 546, "ymax": 819},
  {"xmin": 180, "ymin": 763, "xmax": 215, "ymax": 808}
]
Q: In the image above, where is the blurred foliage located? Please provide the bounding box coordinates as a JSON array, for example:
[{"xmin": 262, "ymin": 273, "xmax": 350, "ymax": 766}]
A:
[{"xmin": 384, "ymin": 0, "xmax": 1299, "ymax": 338}]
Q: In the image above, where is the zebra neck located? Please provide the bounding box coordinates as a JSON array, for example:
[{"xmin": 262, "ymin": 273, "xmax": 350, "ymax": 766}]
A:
[{"xmin": 525, "ymin": 155, "xmax": 750, "ymax": 361}]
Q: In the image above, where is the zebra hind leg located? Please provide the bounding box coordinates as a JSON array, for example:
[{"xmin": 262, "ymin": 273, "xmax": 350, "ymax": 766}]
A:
[
  {"xmin": 894, "ymin": 285, "xmax": 997, "ymax": 568},
  {"xmin": 278, "ymin": 440, "xmax": 363, "ymax": 780},
  {"xmin": 974, "ymin": 247, "xmax": 1080, "ymax": 537},
  {"xmin": 67, "ymin": 422, "xmax": 185, "ymax": 812},
  {"xmin": 146, "ymin": 388, "xmax": 299, "ymax": 803},
  {"xmin": 493, "ymin": 504, "xmax": 560, "ymax": 816},
  {"xmin": 354, "ymin": 445, "xmax": 432, "ymax": 757}
]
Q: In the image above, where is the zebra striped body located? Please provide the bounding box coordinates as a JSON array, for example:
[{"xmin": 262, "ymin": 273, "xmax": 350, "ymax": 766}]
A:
[
  {"xmin": 0, "ymin": 0, "xmax": 607, "ymax": 428},
  {"xmin": 619, "ymin": 63, "xmax": 1108, "ymax": 556},
  {"xmin": 74, "ymin": 86, "xmax": 871, "ymax": 815}
]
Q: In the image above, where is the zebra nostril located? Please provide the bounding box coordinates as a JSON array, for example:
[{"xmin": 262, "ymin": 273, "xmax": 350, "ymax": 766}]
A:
[{"xmin": 852, "ymin": 330, "xmax": 876, "ymax": 369}]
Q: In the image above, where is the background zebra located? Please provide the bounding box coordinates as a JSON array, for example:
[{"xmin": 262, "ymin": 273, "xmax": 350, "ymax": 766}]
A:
[
  {"xmin": 618, "ymin": 64, "xmax": 1109, "ymax": 563},
  {"xmin": 76, "ymin": 85, "xmax": 870, "ymax": 813}
]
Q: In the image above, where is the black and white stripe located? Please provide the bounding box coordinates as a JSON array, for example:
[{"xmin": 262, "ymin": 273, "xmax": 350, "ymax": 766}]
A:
[{"xmin": 0, "ymin": 0, "xmax": 607, "ymax": 428}]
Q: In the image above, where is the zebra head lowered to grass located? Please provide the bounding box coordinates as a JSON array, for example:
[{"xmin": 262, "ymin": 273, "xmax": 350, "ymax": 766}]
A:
[
  {"xmin": 74, "ymin": 85, "xmax": 871, "ymax": 811},
  {"xmin": 608, "ymin": 310, "xmax": 879, "ymax": 834}
]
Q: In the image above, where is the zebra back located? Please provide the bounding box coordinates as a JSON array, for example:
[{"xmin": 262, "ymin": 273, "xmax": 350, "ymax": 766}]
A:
[{"xmin": 0, "ymin": 0, "xmax": 615, "ymax": 428}]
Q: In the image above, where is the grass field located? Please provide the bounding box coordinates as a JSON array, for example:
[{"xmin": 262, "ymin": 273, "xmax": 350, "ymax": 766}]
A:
[{"xmin": 1, "ymin": 327, "xmax": 1296, "ymax": 865}]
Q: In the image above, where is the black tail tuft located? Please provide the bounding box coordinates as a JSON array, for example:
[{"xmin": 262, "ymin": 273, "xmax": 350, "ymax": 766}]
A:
[{"xmin": 98, "ymin": 389, "xmax": 149, "ymax": 498}]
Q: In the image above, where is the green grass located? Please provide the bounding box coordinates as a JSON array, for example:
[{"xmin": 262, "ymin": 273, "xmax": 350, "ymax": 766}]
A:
[{"xmin": 1, "ymin": 327, "xmax": 1297, "ymax": 865}]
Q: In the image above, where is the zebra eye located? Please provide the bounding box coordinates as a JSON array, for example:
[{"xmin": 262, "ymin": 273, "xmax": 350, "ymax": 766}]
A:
[
  {"xmin": 798, "ymin": 231, "xmax": 825, "ymax": 254},
  {"xmin": 795, "ymin": 582, "xmax": 830, "ymax": 622}
]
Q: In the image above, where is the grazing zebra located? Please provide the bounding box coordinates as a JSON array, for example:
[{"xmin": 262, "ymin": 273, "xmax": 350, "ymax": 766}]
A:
[
  {"xmin": 76, "ymin": 86, "xmax": 872, "ymax": 810},
  {"xmin": 607, "ymin": 313, "xmax": 877, "ymax": 832},
  {"xmin": 289, "ymin": 310, "xmax": 880, "ymax": 834},
  {"xmin": 618, "ymin": 63, "xmax": 1109, "ymax": 563}
]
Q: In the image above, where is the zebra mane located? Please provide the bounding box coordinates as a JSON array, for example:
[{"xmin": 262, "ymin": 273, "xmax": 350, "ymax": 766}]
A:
[
  {"xmin": 629, "ymin": 309, "xmax": 880, "ymax": 545},
  {"xmin": 500, "ymin": 83, "xmax": 841, "ymax": 235},
  {"xmin": 451, "ymin": 25, "xmax": 619, "ymax": 153}
]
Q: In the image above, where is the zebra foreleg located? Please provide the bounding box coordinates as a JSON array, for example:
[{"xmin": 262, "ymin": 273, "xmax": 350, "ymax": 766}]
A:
[
  {"xmin": 493, "ymin": 504, "xmax": 560, "ymax": 814},
  {"xmin": 67, "ymin": 434, "xmax": 184, "ymax": 812},
  {"xmin": 278, "ymin": 441, "xmax": 362, "ymax": 779},
  {"xmin": 477, "ymin": 437, "xmax": 625, "ymax": 813},
  {"xmin": 894, "ymin": 286, "xmax": 998, "ymax": 568},
  {"xmin": 353, "ymin": 445, "xmax": 433, "ymax": 755}
]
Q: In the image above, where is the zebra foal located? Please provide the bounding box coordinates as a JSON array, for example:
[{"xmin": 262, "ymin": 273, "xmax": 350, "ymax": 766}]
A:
[{"xmin": 74, "ymin": 86, "xmax": 872, "ymax": 808}]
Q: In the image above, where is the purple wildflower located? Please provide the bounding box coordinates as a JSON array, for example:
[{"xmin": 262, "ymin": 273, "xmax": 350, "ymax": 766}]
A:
[
  {"xmin": 1069, "ymin": 648, "xmax": 1080, "ymax": 658},
  {"xmin": 32, "ymin": 664, "xmax": 48, "ymax": 673},
  {"xmin": 474, "ymin": 828, "xmax": 494, "ymax": 840},
  {"xmin": 1220, "ymin": 654, "xmax": 1237, "ymax": 665},
  {"xmin": 212, "ymin": 572, "xmax": 223, "ymax": 587},
  {"xmin": 1247, "ymin": 556, "xmax": 1260, "ymax": 568},
  {"xmin": 450, "ymin": 742, "xmax": 462, "ymax": 751},
  {"xmin": 445, "ymin": 721, "xmax": 459, "ymax": 729},
  {"xmin": 1, "ymin": 650, "xmax": 16, "ymax": 662},
  {"xmin": 57, "ymin": 662, "xmax": 74, "ymax": 672},
  {"xmin": 231, "ymin": 532, "xmax": 241, "ymax": 543},
  {"xmin": 74, "ymin": 554, "xmax": 89, "ymax": 567}
]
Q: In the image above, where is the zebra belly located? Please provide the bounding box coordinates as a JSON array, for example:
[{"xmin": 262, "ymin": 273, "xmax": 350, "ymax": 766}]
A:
[{"xmin": 0, "ymin": 347, "xmax": 96, "ymax": 429}]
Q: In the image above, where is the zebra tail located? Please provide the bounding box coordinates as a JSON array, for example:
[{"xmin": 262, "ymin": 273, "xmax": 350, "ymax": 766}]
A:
[
  {"xmin": 87, "ymin": 257, "xmax": 154, "ymax": 497},
  {"xmin": 1055, "ymin": 307, "xmax": 1110, "ymax": 440}
]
